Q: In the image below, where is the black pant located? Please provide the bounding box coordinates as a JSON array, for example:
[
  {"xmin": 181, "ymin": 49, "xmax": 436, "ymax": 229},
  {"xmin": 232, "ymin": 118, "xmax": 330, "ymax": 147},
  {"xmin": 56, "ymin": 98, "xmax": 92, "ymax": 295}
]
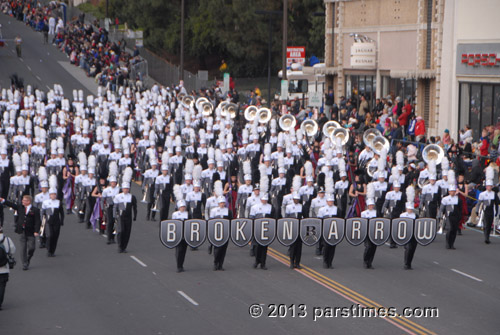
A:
[
  {"xmin": 160, "ymin": 196, "xmax": 170, "ymax": 221},
  {"xmin": 85, "ymin": 198, "xmax": 95, "ymax": 227},
  {"xmin": 404, "ymin": 239, "xmax": 418, "ymax": 267},
  {"xmin": 0, "ymin": 273, "xmax": 8, "ymax": 308},
  {"xmin": 105, "ymin": 206, "xmax": 115, "ymax": 241},
  {"xmin": 20, "ymin": 234, "xmax": 36, "ymax": 266},
  {"xmin": 446, "ymin": 218, "xmax": 459, "ymax": 248},
  {"xmin": 483, "ymin": 213, "xmax": 494, "ymax": 242},
  {"xmin": 363, "ymin": 240, "xmax": 377, "ymax": 267},
  {"xmin": 214, "ymin": 242, "xmax": 228, "ymax": 269},
  {"xmin": 118, "ymin": 219, "xmax": 132, "ymax": 251},
  {"xmin": 323, "ymin": 242, "xmax": 336, "ymax": 267},
  {"xmin": 289, "ymin": 240, "xmax": 302, "ymax": 267},
  {"xmin": 255, "ymin": 245, "xmax": 267, "ymax": 266},
  {"xmin": 146, "ymin": 202, "xmax": 156, "ymax": 219},
  {"xmin": 47, "ymin": 223, "xmax": 61, "ymax": 254},
  {"xmin": 176, "ymin": 240, "xmax": 187, "ymax": 269}
]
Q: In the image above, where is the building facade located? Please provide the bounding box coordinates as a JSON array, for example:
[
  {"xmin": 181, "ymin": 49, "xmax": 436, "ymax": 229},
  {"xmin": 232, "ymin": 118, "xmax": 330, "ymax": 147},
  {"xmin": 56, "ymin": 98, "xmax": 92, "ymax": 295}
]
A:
[{"xmin": 321, "ymin": 0, "xmax": 500, "ymax": 140}]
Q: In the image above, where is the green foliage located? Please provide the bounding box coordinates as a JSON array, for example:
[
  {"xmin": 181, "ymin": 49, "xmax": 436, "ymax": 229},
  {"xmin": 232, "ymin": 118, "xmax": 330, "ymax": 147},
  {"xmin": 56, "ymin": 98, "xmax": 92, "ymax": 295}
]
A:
[{"xmin": 83, "ymin": 0, "xmax": 325, "ymax": 77}]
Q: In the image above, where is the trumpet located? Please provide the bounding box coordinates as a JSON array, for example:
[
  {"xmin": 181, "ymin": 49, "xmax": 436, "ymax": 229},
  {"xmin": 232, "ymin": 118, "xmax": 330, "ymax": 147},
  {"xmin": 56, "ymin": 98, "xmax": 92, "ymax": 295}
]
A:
[
  {"xmin": 141, "ymin": 183, "xmax": 150, "ymax": 203},
  {"xmin": 279, "ymin": 114, "xmax": 296, "ymax": 131},
  {"xmin": 322, "ymin": 120, "xmax": 341, "ymax": 138},
  {"xmin": 300, "ymin": 119, "xmax": 318, "ymax": 138}
]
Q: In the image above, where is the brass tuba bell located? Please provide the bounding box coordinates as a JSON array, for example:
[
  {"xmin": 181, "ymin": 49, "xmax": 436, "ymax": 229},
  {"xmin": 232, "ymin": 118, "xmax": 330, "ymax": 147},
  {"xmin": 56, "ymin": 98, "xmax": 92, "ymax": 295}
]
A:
[
  {"xmin": 257, "ymin": 108, "xmax": 272, "ymax": 123},
  {"xmin": 363, "ymin": 128, "xmax": 382, "ymax": 149},
  {"xmin": 371, "ymin": 135, "xmax": 390, "ymax": 155},
  {"xmin": 279, "ymin": 114, "xmax": 297, "ymax": 131},
  {"xmin": 322, "ymin": 120, "xmax": 341, "ymax": 139},
  {"xmin": 300, "ymin": 119, "xmax": 318, "ymax": 138},
  {"xmin": 222, "ymin": 102, "xmax": 237, "ymax": 119},
  {"xmin": 182, "ymin": 95, "xmax": 195, "ymax": 108},
  {"xmin": 244, "ymin": 105, "xmax": 259, "ymax": 122},
  {"xmin": 422, "ymin": 144, "xmax": 445, "ymax": 165},
  {"xmin": 331, "ymin": 127, "xmax": 349, "ymax": 146}
]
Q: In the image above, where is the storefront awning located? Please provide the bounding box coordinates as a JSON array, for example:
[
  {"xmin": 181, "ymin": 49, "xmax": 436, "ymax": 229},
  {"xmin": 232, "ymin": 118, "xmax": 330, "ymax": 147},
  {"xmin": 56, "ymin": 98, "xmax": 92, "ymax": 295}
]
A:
[
  {"xmin": 389, "ymin": 69, "xmax": 436, "ymax": 79},
  {"xmin": 314, "ymin": 67, "xmax": 340, "ymax": 75}
]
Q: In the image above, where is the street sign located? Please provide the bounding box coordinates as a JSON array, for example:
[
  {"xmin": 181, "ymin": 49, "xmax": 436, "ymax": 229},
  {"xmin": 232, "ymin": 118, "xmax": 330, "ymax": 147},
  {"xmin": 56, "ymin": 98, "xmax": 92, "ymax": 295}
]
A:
[
  {"xmin": 309, "ymin": 92, "xmax": 322, "ymax": 107},
  {"xmin": 287, "ymin": 46, "xmax": 306, "ymax": 66}
]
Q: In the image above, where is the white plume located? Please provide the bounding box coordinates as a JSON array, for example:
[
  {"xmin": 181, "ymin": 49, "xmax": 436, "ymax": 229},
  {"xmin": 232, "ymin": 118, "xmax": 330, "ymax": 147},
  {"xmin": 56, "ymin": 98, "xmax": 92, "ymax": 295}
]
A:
[
  {"xmin": 88, "ymin": 155, "xmax": 96, "ymax": 170},
  {"xmin": 109, "ymin": 161, "xmax": 118, "ymax": 178},
  {"xmin": 406, "ymin": 185, "xmax": 415, "ymax": 204},
  {"xmin": 486, "ymin": 165, "xmax": 494, "ymax": 182},
  {"xmin": 208, "ymin": 147, "xmax": 215, "ymax": 161},
  {"xmin": 447, "ymin": 169, "xmax": 456, "ymax": 186},
  {"xmin": 214, "ymin": 180, "xmax": 223, "ymax": 197},
  {"xmin": 49, "ymin": 175, "xmax": 58, "ymax": 190},
  {"xmin": 428, "ymin": 160, "xmax": 437, "ymax": 176},
  {"xmin": 193, "ymin": 164, "xmax": 202, "ymax": 181},
  {"xmin": 173, "ymin": 184, "xmax": 184, "ymax": 201},
  {"xmin": 325, "ymin": 176, "xmax": 334, "ymax": 195},
  {"xmin": 21, "ymin": 152, "xmax": 29, "ymax": 166},
  {"xmin": 13, "ymin": 153, "xmax": 21, "ymax": 169},
  {"xmin": 122, "ymin": 167, "xmax": 133, "ymax": 184},
  {"xmin": 305, "ymin": 161, "xmax": 313, "ymax": 177},
  {"xmin": 38, "ymin": 166, "xmax": 48, "ymax": 181},
  {"xmin": 243, "ymin": 161, "xmax": 251, "ymax": 176},
  {"xmin": 185, "ymin": 159, "xmax": 194, "ymax": 175},
  {"xmin": 367, "ymin": 182, "xmax": 375, "ymax": 200},
  {"xmin": 259, "ymin": 164, "xmax": 269, "ymax": 195},
  {"xmin": 396, "ymin": 150, "xmax": 404, "ymax": 167},
  {"xmin": 338, "ymin": 158, "xmax": 346, "ymax": 174},
  {"xmin": 78, "ymin": 152, "xmax": 87, "ymax": 166},
  {"xmin": 264, "ymin": 143, "xmax": 271, "ymax": 157},
  {"xmin": 292, "ymin": 175, "xmax": 302, "ymax": 193},
  {"xmin": 441, "ymin": 156, "xmax": 449, "ymax": 171}
]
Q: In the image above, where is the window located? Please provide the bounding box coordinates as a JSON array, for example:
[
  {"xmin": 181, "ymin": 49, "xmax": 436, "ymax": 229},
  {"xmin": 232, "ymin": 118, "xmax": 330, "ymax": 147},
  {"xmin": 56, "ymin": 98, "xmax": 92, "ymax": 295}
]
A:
[
  {"xmin": 345, "ymin": 75, "xmax": 376, "ymax": 111},
  {"xmin": 458, "ymin": 83, "xmax": 500, "ymax": 141},
  {"xmin": 288, "ymin": 80, "xmax": 308, "ymax": 94}
]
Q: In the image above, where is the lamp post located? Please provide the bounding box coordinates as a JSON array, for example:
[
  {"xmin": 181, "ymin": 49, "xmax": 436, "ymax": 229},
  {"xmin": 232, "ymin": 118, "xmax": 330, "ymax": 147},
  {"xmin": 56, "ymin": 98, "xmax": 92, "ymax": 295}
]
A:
[{"xmin": 180, "ymin": 0, "xmax": 185, "ymax": 81}]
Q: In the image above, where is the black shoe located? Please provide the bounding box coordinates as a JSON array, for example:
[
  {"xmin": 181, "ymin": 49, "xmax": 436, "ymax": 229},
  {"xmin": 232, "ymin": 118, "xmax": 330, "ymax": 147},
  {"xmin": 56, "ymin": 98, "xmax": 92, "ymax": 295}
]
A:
[
  {"xmin": 218, "ymin": 267, "xmax": 225, "ymax": 271},
  {"xmin": 190, "ymin": 247, "xmax": 197, "ymax": 251},
  {"xmin": 249, "ymin": 249, "xmax": 255, "ymax": 257},
  {"xmin": 66, "ymin": 210, "xmax": 72, "ymax": 215},
  {"xmin": 107, "ymin": 241, "xmax": 112, "ymax": 245},
  {"xmin": 208, "ymin": 246, "xmax": 212, "ymax": 255},
  {"xmin": 295, "ymin": 265, "xmax": 302, "ymax": 269},
  {"xmin": 328, "ymin": 265, "xmax": 334, "ymax": 269},
  {"xmin": 146, "ymin": 215, "xmax": 150, "ymax": 221},
  {"xmin": 22, "ymin": 264, "xmax": 28, "ymax": 270},
  {"xmin": 261, "ymin": 265, "xmax": 267, "ymax": 270},
  {"xmin": 177, "ymin": 267, "xmax": 184, "ymax": 273},
  {"xmin": 404, "ymin": 265, "xmax": 412, "ymax": 270},
  {"xmin": 290, "ymin": 264, "xmax": 294, "ymax": 269},
  {"xmin": 390, "ymin": 245, "xmax": 397, "ymax": 249},
  {"xmin": 458, "ymin": 229, "xmax": 462, "ymax": 235},
  {"xmin": 39, "ymin": 243, "xmax": 46, "ymax": 249},
  {"xmin": 485, "ymin": 240, "xmax": 491, "ymax": 244},
  {"xmin": 364, "ymin": 264, "xmax": 374, "ymax": 269},
  {"xmin": 323, "ymin": 262, "xmax": 329, "ymax": 269},
  {"xmin": 315, "ymin": 249, "xmax": 322, "ymax": 256},
  {"xmin": 449, "ymin": 246, "xmax": 456, "ymax": 250},
  {"xmin": 446, "ymin": 245, "xmax": 451, "ymax": 249},
  {"xmin": 253, "ymin": 262, "xmax": 258, "ymax": 269},
  {"xmin": 213, "ymin": 264, "xmax": 218, "ymax": 271}
]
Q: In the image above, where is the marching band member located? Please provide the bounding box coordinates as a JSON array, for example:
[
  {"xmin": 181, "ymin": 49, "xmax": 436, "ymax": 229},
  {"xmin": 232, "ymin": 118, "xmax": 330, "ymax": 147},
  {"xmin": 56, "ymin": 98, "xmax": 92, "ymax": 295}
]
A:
[
  {"xmin": 83, "ymin": 157, "xmax": 97, "ymax": 229},
  {"xmin": 113, "ymin": 168, "xmax": 137, "ymax": 253},
  {"xmin": 101, "ymin": 163, "xmax": 120, "ymax": 245},
  {"xmin": 439, "ymin": 181, "xmax": 462, "ymax": 250},
  {"xmin": 41, "ymin": 184, "xmax": 64, "ymax": 257},
  {"xmin": 334, "ymin": 161, "xmax": 349, "ymax": 219},
  {"xmin": 317, "ymin": 193, "xmax": 338, "ymax": 269},
  {"xmin": 143, "ymin": 158, "xmax": 159, "ymax": 221},
  {"xmin": 382, "ymin": 179, "xmax": 405, "ymax": 248},
  {"xmin": 186, "ymin": 180, "xmax": 206, "ymax": 220},
  {"xmin": 362, "ymin": 184, "xmax": 377, "ymax": 269},
  {"xmin": 285, "ymin": 192, "xmax": 303, "ymax": 269},
  {"xmin": 245, "ymin": 184, "xmax": 261, "ymax": 219},
  {"xmin": 34, "ymin": 175, "xmax": 50, "ymax": 249},
  {"xmin": 400, "ymin": 186, "xmax": 418, "ymax": 270},
  {"xmin": 420, "ymin": 170, "xmax": 440, "ymax": 218},
  {"xmin": 237, "ymin": 172, "xmax": 253, "ymax": 218},
  {"xmin": 155, "ymin": 162, "xmax": 173, "ymax": 221},
  {"xmin": 309, "ymin": 187, "xmax": 327, "ymax": 218},
  {"xmin": 172, "ymin": 200, "xmax": 189, "ymax": 272},
  {"xmin": 477, "ymin": 166, "xmax": 499, "ymax": 244},
  {"xmin": 249, "ymin": 193, "xmax": 274, "ymax": 270},
  {"xmin": 209, "ymin": 196, "xmax": 231, "ymax": 271}
]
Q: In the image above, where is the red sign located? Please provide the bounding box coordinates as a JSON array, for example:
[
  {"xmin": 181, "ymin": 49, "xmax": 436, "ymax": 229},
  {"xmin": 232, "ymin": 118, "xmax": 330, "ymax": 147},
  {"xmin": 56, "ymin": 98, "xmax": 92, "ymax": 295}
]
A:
[
  {"xmin": 287, "ymin": 46, "xmax": 306, "ymax": 66},
  {"xmin": 461, "ymin": 53, "xmax": 500, "ymax": 67}
]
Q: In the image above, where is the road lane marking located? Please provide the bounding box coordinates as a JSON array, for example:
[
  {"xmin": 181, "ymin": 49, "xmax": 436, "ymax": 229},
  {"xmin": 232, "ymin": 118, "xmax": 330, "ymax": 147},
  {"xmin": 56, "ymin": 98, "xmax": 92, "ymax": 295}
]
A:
[
  {"xmin": 466, "ymin": 227, "xmax": 500, "ymax": 238},
  {"xmin": 36, "ymin": 75, "xmax": 42, "ymax": 81},
  {"xmin": 11, "ymin": 50, "xmax": 15, "ymax": 53},
  {"xmin": 177, "ymin": 291, "xmax": 199, "ymax": 306},
  {"xmin": 46, "ymin": 85, "xmax": 51, "ymax": 90},
  {"xmin": 130, "ymin": 255, "xmax": 147, "ymax": 267},
  {"xmin": 19, "ymin": 58, "xmax": 23, "ymax": 62},
  {"xmin": 433, "ymin": 261, "xmax": 439, "ymax": 265},
  {"xmin": 451, "ymin": 269, "xmax": 483, "ymax": 282},
  {"xmin": 152, "ymin": 271, "xmax": 157, "ymax": 276},
  {"xmin": 27, "ymin": 66, "xmax": 31, "ymax": 71},
  {"xmin": 268, "ymin": 248, "xmax": 435, "ymax": 335}
]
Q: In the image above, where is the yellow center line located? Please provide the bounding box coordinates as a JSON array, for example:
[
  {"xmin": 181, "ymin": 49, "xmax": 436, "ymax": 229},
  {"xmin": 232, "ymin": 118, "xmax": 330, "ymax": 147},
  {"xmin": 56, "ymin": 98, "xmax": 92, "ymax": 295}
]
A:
[{"xmin": 267, "ymin": 248, "xmax": 436, "ymax": 335}]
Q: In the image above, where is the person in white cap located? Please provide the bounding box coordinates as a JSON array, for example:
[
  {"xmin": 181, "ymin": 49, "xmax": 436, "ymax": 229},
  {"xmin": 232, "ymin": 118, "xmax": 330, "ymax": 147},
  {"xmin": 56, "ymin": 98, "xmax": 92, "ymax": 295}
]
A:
[
  {"xmin": 186, "ymin": 180, "xmax": 206, "ymax": 220},
  {"xmin": 382, "ymin": 181, "xmax": 405, "ymax": 248},
  {"xmin": 285, "ymin": 192, "xmax": 303, "ymax": 269},
  {"xmin": 420, "ymin": 174, "xmax": 440, "ymax": 218},
  {"xmin": 439, "ymin": 184, "xmax": 462, "ymax": 250},
  {"xmin": 244, "ymin": 183, "xmax": 261, "ymax": 218},
  {"xmin": 317, "ymin": 194, "xmax": 338, "ymax": 269},
  {"xmin": 180, "ymin": 174, "xmax": 194, "ymax": 195},
  {"xmin": 298, "ymin": 175, "xmax": 315, "ymax": 216},
  {"xmin": 209, "ymin": 196, "xmax": 231, "ymax": 271},
  {"xmin": 101, "ymin": 176, "xmax": 120, "ymax": 244},
  {"xmin": 155, "ymin": 164, "xmax": 173, "ymax": 221},
  {"xmin": 362, "ymin": 198, "xmax": 377, "ymax": 269},
  {"xmin": 41, "ymin": 188, "xmax": 64, "ymax": 257},
  {"xmin": 113, "ymin": 181, "xmax": 137, "ymax": 253},
  {"xmin": 236, "ymin": 174, "xmax": 253, "ymax": 218},
  {"xmin": 334, "ymin": 170, "xmax": 350, "ymax": 218},
  {"xmin": 400, "ymin": 201, "xmax": 417, "ymax": 270},
  {"xmin": 271, "ymin": 168, "xmax": 288, "ymax": 219},
  {"xmin": 172, "ymin": 200, "xmax": 189, "ymax": 272},
  {"xmin": 34, "ymin": 180, "xmax": 50, "ymax": 248},
  {"xmin": 143, "ymin": 159, "xmax": 159, "ymax": 221},
  {"xmin": 249, "ymin": 194, "xmax": 274, "ymax": 270},
  {"xmin": 477, "ymin": 170, "xmax": 498, "ymax": 244}
]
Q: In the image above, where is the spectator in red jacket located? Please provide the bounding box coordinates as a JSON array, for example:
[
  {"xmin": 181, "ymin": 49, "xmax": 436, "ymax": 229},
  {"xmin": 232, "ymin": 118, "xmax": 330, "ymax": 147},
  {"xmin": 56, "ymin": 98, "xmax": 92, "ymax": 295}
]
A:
[
  {"xmin": 480, "ymin": 128, "xmax": 490, "ymax": 157},
  {"xmin": 415, "ymin": 116, "xmax": 426, "ymax": 141},
  {"xmin": 398, "ymin": 101, "xmax": 412, "ymax": 127}
]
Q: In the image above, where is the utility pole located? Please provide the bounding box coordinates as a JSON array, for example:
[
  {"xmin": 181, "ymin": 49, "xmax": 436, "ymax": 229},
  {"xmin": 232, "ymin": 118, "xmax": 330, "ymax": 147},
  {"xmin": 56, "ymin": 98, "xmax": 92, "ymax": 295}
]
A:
[
  {"xmin": 255, "ymin": 10, "xmax": 282, "ymax": 107},
  {"xmin": 282, "ymin": 0, "xmax": 288, "ymax": 80},
  {"xmin": 180, "ymin": 0, "xmax": 185, "ymax": 81}
]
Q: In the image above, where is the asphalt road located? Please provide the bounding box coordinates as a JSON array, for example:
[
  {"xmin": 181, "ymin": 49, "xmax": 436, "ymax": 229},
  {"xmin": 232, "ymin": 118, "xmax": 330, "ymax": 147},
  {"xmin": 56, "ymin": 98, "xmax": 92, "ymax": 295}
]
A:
[{"xmin": 1, "ymin": 12, "xmax": 500, "ymax": 335}]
